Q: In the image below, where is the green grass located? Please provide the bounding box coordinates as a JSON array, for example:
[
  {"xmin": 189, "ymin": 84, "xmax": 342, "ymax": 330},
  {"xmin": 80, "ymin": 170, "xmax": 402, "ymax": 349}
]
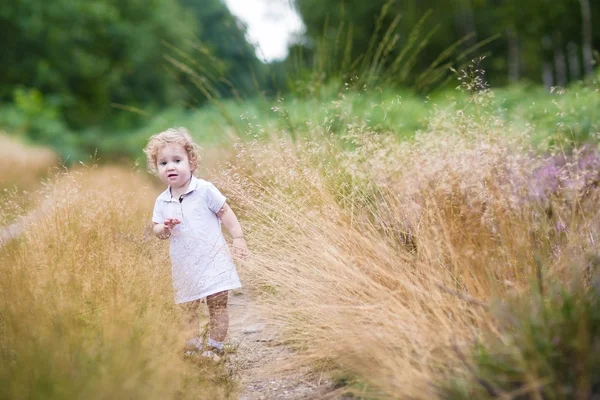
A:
[
  {"xmin": 129, "ymin": 77, "xmax": 599, "ymax": 159},
  {"xmin": 1, "ymin": 72, "xmax": 598, "ymax": 165}
]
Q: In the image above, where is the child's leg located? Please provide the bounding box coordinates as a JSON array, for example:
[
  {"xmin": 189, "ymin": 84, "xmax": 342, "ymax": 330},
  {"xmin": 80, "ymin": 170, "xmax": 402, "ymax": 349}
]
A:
[
  {"xmin": 181, "ymin": 299, "xmax": 203, "ymax": 338},
  {"xmin": 206, "ymin": 291, "xmax": 229, "ymax": 344}
]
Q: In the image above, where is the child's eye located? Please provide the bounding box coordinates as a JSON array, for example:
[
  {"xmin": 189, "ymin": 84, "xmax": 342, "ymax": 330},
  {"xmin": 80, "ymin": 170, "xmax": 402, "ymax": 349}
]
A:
[
  {"xmin": 175, "ymin": 159, "xmax": 181, "ymax": 163},
  {"xmin": 159, "ymin": 161, "xmax": 167, "ymax": 166}
]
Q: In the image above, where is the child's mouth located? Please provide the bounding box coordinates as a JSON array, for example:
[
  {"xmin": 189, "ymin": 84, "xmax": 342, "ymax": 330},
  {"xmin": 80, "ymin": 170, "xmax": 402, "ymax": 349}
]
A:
[{"xmin": 168, "ymin": 174, "xmax": 177, "ymax": 178}]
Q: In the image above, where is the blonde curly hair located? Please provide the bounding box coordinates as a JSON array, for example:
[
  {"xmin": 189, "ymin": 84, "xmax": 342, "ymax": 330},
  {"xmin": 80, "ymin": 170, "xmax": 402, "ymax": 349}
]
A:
[{"xmin": 143, "ymin": 127, "xmax": 202, "ymax": 175}]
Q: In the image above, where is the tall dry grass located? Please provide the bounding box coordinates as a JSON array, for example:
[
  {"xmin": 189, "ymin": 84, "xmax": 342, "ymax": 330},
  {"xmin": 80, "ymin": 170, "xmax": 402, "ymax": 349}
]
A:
[
  {"xmin": 210, "ymin": 90, "xmax": 600, "ymax": 398},
  {"xmin": 0, "ymin": 166, "xmax": 236, "ymax": 399},
  {"xmin": 2, "ymin": 86, "xmax": 597, "ymax": 398},
  {"xmin": 0, "ymin": 131, "xmax": 57, "ymax": 190}
]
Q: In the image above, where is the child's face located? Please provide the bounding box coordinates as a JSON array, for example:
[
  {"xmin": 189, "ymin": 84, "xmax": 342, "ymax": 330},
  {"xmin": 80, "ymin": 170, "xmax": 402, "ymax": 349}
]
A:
[{"xmin": 156, "ymin": 144, "xmax": 193, "ymax": 188}]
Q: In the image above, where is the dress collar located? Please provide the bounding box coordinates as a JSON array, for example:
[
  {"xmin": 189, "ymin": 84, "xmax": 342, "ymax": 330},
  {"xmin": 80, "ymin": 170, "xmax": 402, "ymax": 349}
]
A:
[{"xmin": 158, "ymin": 175, "xmax": 199, "ymax": 202}]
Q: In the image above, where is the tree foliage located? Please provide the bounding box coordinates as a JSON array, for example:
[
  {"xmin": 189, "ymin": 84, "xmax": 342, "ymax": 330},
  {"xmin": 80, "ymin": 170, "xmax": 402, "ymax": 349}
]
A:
[
  {"xmin": 0, "ymin": 0, "xmax": 264, "ymax": 129},
  {"xmin": 179, "ymin": 0, "xmax": 266, "ymax": 100},
  {"xmin": 292, "ymin": 0, "xmax": 599, "ymax": 89}
]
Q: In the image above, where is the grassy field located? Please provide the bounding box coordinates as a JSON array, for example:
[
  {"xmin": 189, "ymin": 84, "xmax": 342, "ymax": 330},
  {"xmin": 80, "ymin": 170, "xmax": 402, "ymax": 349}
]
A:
[
  {"xmin": 208, "ymin": 84, "xmax": 600, "ymax": 398},
  {"xmin": 0, "ymin": 132, "xmax": 58, "ymax": 225},
  {"xmin": 1, "ymin": 78, "xmax": 600, "ymax": 399},
  {"xmin": 0, "ymin": 167, "xmax": 237, "ymax": 399},
  {"xmin": 120, "ymin": 78, "xmax": 600, "ymax": 162},
  {"xmin": 4, "ymin": 73, "xmax": 597, "ymax": 164},
  {"xmin": 0, "ymin": 132, "xmax": 56, "ymax": 190}
]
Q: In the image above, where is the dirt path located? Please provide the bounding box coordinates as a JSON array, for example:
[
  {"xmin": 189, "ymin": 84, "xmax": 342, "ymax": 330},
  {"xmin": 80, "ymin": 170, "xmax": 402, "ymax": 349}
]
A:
[
  {"xmin": 227, "ymin": 290, "xmax": 340, "ymax": 399},
  {"xmin": 0, "ymin": 194, "xmax": 53, "ymax": 248},
  {"xmin": 0, "ymin": 208, "xmax": 42, "ymax": 246}
]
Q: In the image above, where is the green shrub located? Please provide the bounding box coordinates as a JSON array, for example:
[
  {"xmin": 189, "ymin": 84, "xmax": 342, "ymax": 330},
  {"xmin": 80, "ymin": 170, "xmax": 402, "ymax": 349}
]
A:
[
  {"xmin": 441, "ymin": 272, "xmax": 600, "ymax": 399},
  {"xmin": 0, "ymin": 89, "xmax": 80, "ymax": 160}
]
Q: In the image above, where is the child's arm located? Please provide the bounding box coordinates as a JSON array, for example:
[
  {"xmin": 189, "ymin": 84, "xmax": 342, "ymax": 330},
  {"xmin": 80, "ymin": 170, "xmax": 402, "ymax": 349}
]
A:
[{"xmin": 217, "ymin": 203, "xmax": 248, "ymax": 259}]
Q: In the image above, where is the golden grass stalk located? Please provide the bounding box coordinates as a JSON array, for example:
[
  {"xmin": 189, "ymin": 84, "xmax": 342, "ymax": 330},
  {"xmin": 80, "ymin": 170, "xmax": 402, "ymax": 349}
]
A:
[
  {"xmin": 211, "ymin": 100, "xmax": 600, "ymax": 398},
  {"xmin": 0, "ymin": 166, "xmax": 235, "ymax": 399}
]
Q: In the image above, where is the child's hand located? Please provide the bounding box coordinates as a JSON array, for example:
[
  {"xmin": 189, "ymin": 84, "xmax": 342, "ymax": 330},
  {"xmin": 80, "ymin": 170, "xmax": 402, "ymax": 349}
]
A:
[
  {"xmin": 232, "ymin": 237, "xmax": 248, "ymax": 261},
  {"xmin": 164, "ymin": 218, "xmax": 181, "ymax": 231},
  {"xmin": 160, "ymin": 218, "xmax": 180, "ymax": 238}
]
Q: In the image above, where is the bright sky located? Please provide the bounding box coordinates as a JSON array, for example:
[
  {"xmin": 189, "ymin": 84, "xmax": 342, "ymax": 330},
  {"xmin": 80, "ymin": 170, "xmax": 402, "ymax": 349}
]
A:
[{"xmin": 224, "ymin": 0, "xmax": 305, "ymax": 62}]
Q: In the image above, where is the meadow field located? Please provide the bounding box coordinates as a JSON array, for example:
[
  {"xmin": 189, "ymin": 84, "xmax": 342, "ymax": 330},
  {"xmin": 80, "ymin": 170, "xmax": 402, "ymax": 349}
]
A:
[
  {"xmin": 0, "ymin": 132, "xmax": 56, "ymax": 193},
  {"xmin": 2, "ymin": 77, "xmax": 600, "ymax": 399}
]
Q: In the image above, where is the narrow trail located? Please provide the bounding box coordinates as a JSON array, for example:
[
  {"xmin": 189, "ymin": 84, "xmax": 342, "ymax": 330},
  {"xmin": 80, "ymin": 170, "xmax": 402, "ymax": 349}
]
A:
[
  {"xmin": 227, "ymin": 289, "xmax": 339, "ymax": 399},
  {"xmin": 0, "ymin": 204, "xmax": 48, "ymax": 247}
]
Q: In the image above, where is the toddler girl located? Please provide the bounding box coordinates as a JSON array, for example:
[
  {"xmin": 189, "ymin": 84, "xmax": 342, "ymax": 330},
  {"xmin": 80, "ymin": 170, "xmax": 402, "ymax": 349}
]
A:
[{"xmin": 144, "ymin": 127, "xmax": 246, "ymax": 360}]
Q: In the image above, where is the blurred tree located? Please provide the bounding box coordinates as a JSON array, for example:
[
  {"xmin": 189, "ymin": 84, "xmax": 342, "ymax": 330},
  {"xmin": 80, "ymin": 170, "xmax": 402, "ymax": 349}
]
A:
[
  {"xmin": 580, "ymin": 0, "xmax": 594, "ymax": 76},
  {"xmin": 292, "ymin": 0, "xmax": 598, "ymax": 88},
  {"xmin": 0, "ymin": 0, "xmax": 197, "ymax": 128},
  {"xmin": 0, "ymin": 0, "xmax": 267, "ymax": 130},
  {"xmin": 175, "ymin": 0, "xmax": 267, "ymax": 102}
]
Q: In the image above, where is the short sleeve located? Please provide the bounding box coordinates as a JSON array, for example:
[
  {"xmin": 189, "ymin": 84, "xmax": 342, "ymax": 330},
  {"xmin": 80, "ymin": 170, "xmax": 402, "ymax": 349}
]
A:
[
  {"xmin": 152, "ymin": 198, "xmax": 165, "ymax": 224},
  {"xmin": 204, "ymin": 182, "xmax": 227, "ymax": 214}
]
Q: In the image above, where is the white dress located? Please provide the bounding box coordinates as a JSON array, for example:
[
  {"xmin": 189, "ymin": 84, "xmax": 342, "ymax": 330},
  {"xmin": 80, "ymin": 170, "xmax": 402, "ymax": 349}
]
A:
[{"xmin": 152, "ymin": 176, "xmax": 242, "ymax": 304}]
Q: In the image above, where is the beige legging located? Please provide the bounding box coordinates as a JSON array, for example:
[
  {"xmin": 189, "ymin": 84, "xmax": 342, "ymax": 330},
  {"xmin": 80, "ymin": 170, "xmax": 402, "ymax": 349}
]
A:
[{"xmin": 183, "ymin": 290, "xmax": 229, "ymax": 342}]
